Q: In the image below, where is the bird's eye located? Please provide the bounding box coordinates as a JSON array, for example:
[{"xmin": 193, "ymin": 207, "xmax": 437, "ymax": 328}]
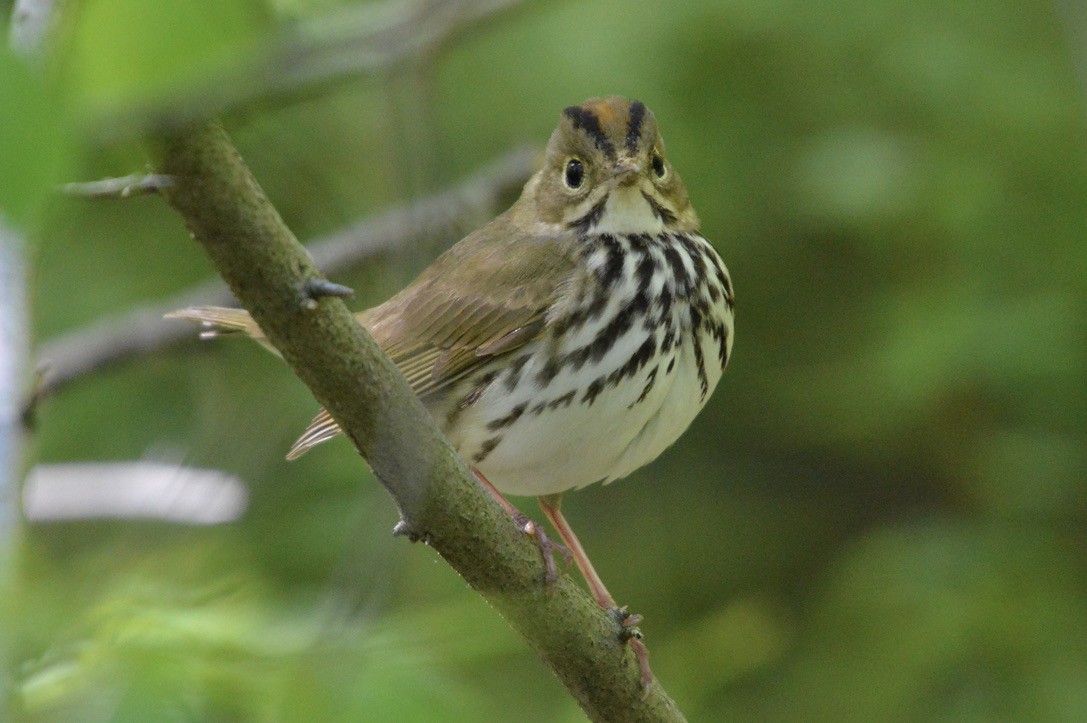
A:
[
  {"xmin": 564, "ymin": 158, "xmax": 585, "ymax": 189},
  {"xmin": 651, "ymin": 153, "xmax": 666, "ymax": 179}
]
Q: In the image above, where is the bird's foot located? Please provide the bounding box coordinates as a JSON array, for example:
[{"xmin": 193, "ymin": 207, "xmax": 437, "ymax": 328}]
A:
[
  {"xmin": 609, "ymin": 606, "xmax": 652, "ymax": 689},
  {"xmin": 512, "ymin": 511, "xmax": 572, "ymax": 583},
  {"xmin": 472, "ymin": 469, "xmax": 571, "ymax": 584},
  {"xmin": 610, "ymin": 605, "xmax": 644, "ymax": 633}
]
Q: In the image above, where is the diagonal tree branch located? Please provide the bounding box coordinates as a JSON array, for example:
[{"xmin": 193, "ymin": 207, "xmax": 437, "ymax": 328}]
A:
[
  {"xmin": 36, "ymin": 147, "xmax": 536, "ymax": 397},
  {"xmin": 152, "ymin": 120, "xmax": 686, "ymax": 722}
]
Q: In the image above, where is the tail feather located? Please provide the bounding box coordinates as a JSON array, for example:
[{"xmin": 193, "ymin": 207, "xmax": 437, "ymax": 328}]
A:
[
  {"xmin": 286, "ymin": 409, "xmax": 343, "ymax": 460},
  {"xmin": 165, "ymin": 306, "xmax": 264, "ymax": 339}
]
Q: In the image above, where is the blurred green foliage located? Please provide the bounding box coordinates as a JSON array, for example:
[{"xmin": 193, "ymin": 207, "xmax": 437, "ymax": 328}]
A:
[{"xmin": 3, "ymin": 0, "xmax": 1086, "ymax": 720}]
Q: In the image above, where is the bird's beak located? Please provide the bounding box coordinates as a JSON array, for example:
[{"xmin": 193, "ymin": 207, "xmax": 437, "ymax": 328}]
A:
[{"xmin": 611, "ymin": 157, "xmax": 642, "ymax": 185}]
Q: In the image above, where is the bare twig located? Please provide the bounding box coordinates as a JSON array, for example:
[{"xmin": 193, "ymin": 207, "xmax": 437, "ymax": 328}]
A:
[
  {"xmin": 23, "ymin": 462, "xmax": 247, "ymax": 524},
  {"xmin": 36, "ymin": 146, "xmax": 536, "ymax": 396},
  {"xmin": 100, "ymin": 0, "xmax": 540, "ymax": 140},
  {"xmin": 261, "ymin": 0, "xmax": 536, "ymax": 98},
  {"xmin": 61, "ymin": 174, "xmax": 176, "ymax": 200},
  {"xmin": 153, "ymin": 119, "xmax": 685, "ymax": 722}
]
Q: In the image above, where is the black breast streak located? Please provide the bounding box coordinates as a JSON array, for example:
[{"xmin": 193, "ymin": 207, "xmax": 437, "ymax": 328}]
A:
[
  {"xmin": 692, "ymin": 236, "xmax": 733, "ymax": 308},
  {"xmin": 553, "ymin": 235, "xmax": 620, "ymax": 340},
  {"xmin": 662, "ymin": 244, "xmax": 690, "ymax": 296},
  {"xmin": 626, "ymin": 232, "xmax": 652, "ymax": 252},
  {"xmin": 567, "ymin": 249, "xmax": 652, "ymax": 371},
  {"xmin": 713, "ymin": 321, "xmax": 730, "ymax": 369},
  {"xmin": 535, "ymin": 356, "xmax": 561, "ymax": 387},
  {"xmin": 634, "ymin": 244, "xmax": 656, "ymax": 295},
  {"xmin": 531, "ymin": 389, "xmax": 576, "ymax": 415},
  {"xmin": 661, "ymin": 326, "xmax": 676, "ymax": 354},
  {"xmin": 649, "ymin": 286, "xmax": 673, "ymax": 331},
  {"xmin": 581, "ymin": 332, "xmax": 657, "ymax": 406},
  {"xmin": 716, "ymin": 260, "xmax": 735, "ymax": 307},
  {"xmin": 472, "ymin": 436, "xmax": 502, "ymax": 464},
  {"xmin": 569, "ymin": 299, "xmax": 638, "ymax": 370},
  {"xmin": 487, "ymin": 402, "xmax": 528, "ymax": 432},
  {"xmin": 503, "ymin": 354, "xmax": 531, "ymax": 392},
  {"xmin": 689, "ymin": 306, "xmax": 709, "ymax": 401},
  {"xmin": 582, "ymin": 377, "xmax": 605, "ymax": 406},
  {"xmin": 596, "ymin": 234, "xmax": 624, "ymax": 288},
  {"xmin": 628, "ymin": 364, "xmax": 658, "ymax": 409},
  {"xmin": 677, "ymin": 235, "xmax": 708, "ymax": 275}
]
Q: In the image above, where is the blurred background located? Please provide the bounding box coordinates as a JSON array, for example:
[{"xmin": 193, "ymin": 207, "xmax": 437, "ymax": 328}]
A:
[{"xmin": 3, "ymin": 0, "xmax": 1086, "ymax": 720}]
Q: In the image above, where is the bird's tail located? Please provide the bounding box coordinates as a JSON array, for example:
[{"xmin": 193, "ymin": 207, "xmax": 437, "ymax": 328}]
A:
[{"xmin": 165, "ymin": 306, "xmax": 263, "ymax": 339}]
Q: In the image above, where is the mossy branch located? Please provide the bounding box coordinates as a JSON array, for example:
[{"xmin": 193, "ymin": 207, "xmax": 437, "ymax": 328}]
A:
[{"xmin": 152, "ymin": 120, "xmax": 687, "ymax": 723}]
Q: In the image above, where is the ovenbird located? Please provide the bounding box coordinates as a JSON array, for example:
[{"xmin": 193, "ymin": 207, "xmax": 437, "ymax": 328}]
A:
[{"xmin": 169, "ymin": 97, "xmax": 734, "ymax": 683}]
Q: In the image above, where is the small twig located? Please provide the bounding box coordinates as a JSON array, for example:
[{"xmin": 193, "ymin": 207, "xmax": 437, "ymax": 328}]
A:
[
  {"xmin": 97, "ymin": 0, "xmax": 539, "ymax": 141},
  {"xmin": 61, "ymin": 174, "xmax": 176, "ymax": 200},
  {"xmin": 35, "ymin": 146, "xmax": 537, "ymax": 397},
  {"xmin": 299, "ymin": 277, "xmax": 354, "ymax": 310}
]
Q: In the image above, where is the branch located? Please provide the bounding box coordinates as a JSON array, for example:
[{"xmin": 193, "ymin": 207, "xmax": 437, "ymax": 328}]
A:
[
  {"xmin": 60, "ymin": 173, "xmax": 175, "ymax": 200},
  {"xmin": 35, "ymin": 146, "xmax": 536, "ymax": 397},
  {"xmin": 101, "ymin": 0, "xmax": 539, "ymax": 139},
  {"xmin": 151, "ymin": 120, "xmax": 686, "ymax": 722},
  {"xmin": 255, "ymin": 0, "xmax": 536, "ymax": 102}
]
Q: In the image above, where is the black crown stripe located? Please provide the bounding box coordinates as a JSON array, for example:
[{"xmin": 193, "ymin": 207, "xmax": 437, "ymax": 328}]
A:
[{"xmin": 564, "ymin": 106, "xmax": 616, "ymax": 158}]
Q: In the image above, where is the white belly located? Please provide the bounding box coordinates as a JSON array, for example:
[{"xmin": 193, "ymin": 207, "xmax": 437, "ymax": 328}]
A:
[{"xmin": 446, "ymin": 331, "xmax": 719, "ymax": 497}]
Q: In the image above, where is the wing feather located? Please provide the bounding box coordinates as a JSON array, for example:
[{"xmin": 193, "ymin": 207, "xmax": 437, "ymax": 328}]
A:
[{"xmin": 172, "ymin": 217, "xmax": 580, "ymax": 460}]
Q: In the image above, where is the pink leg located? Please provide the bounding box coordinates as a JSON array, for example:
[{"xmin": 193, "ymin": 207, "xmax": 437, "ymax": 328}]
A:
[
  {"xmin": 538, "ymin": 494, "xmax": 653, "ymax": 688},
  {"xmin": 473, "ymin": 469, "xmax": 569, "ymax": 582}
]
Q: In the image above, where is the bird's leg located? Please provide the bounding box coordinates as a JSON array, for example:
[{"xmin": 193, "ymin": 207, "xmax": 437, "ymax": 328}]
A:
[
  {"xmin": 537, "ymin": 493, "xmax": 653, "ymax": 688},
  {"xmin": 472, "ymin": 469, "xmax": 570, "ymax": 582}
]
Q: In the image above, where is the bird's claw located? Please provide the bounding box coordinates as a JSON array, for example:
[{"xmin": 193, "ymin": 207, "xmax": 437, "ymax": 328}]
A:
[
  {"xmin": 610, "ymin": 606, "xmax": 644, "ymax": 638},
  {"xmin": 513, "ymin": 512, "xmax": 571, "ymax": 583}
]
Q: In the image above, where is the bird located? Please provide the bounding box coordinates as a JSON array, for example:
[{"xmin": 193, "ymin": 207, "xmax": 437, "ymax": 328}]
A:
[{"xmin": 168, "ymin": 96, "xmax": 734, "ymax": 684}]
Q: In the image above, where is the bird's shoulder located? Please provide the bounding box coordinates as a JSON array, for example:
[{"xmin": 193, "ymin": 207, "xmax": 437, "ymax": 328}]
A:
[{"xmin": 359, "ymin": 210, "xmax": 580, "ymax": 397}]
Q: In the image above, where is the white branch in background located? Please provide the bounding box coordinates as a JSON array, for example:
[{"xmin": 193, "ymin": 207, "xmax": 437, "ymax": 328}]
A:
[
  {"xmin": 60, "ymin": 174, "xmax": 176, "ymax": 200},
  {"xmin": 7, "ymin": 0, "xmax": 59, "ymax": 59},
  {"xmin": 0, "ymin": 219, "xmax": 29, "ymax": 553},
  {"xmin": 23, "ymin": 462, "xmax": 248, "ymax": 524}
]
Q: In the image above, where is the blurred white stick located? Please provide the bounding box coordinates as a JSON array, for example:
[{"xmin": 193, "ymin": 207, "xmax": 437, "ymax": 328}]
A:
[
  {"xmin": 7, "ymin": 0, "xmax": 58, "ymax": 59},
  {"xmin": 0, "ymin": 220, "xmax": 28, "ymax": 557},
  {"xmin": 23, "ymin": 462, "xmax": 248, "ymax": 524}
]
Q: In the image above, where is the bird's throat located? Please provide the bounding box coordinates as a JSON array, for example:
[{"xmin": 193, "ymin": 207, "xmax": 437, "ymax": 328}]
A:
[{"xmin": 570, "ymin": 186, "xmax": 671, "ymax": 235}]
